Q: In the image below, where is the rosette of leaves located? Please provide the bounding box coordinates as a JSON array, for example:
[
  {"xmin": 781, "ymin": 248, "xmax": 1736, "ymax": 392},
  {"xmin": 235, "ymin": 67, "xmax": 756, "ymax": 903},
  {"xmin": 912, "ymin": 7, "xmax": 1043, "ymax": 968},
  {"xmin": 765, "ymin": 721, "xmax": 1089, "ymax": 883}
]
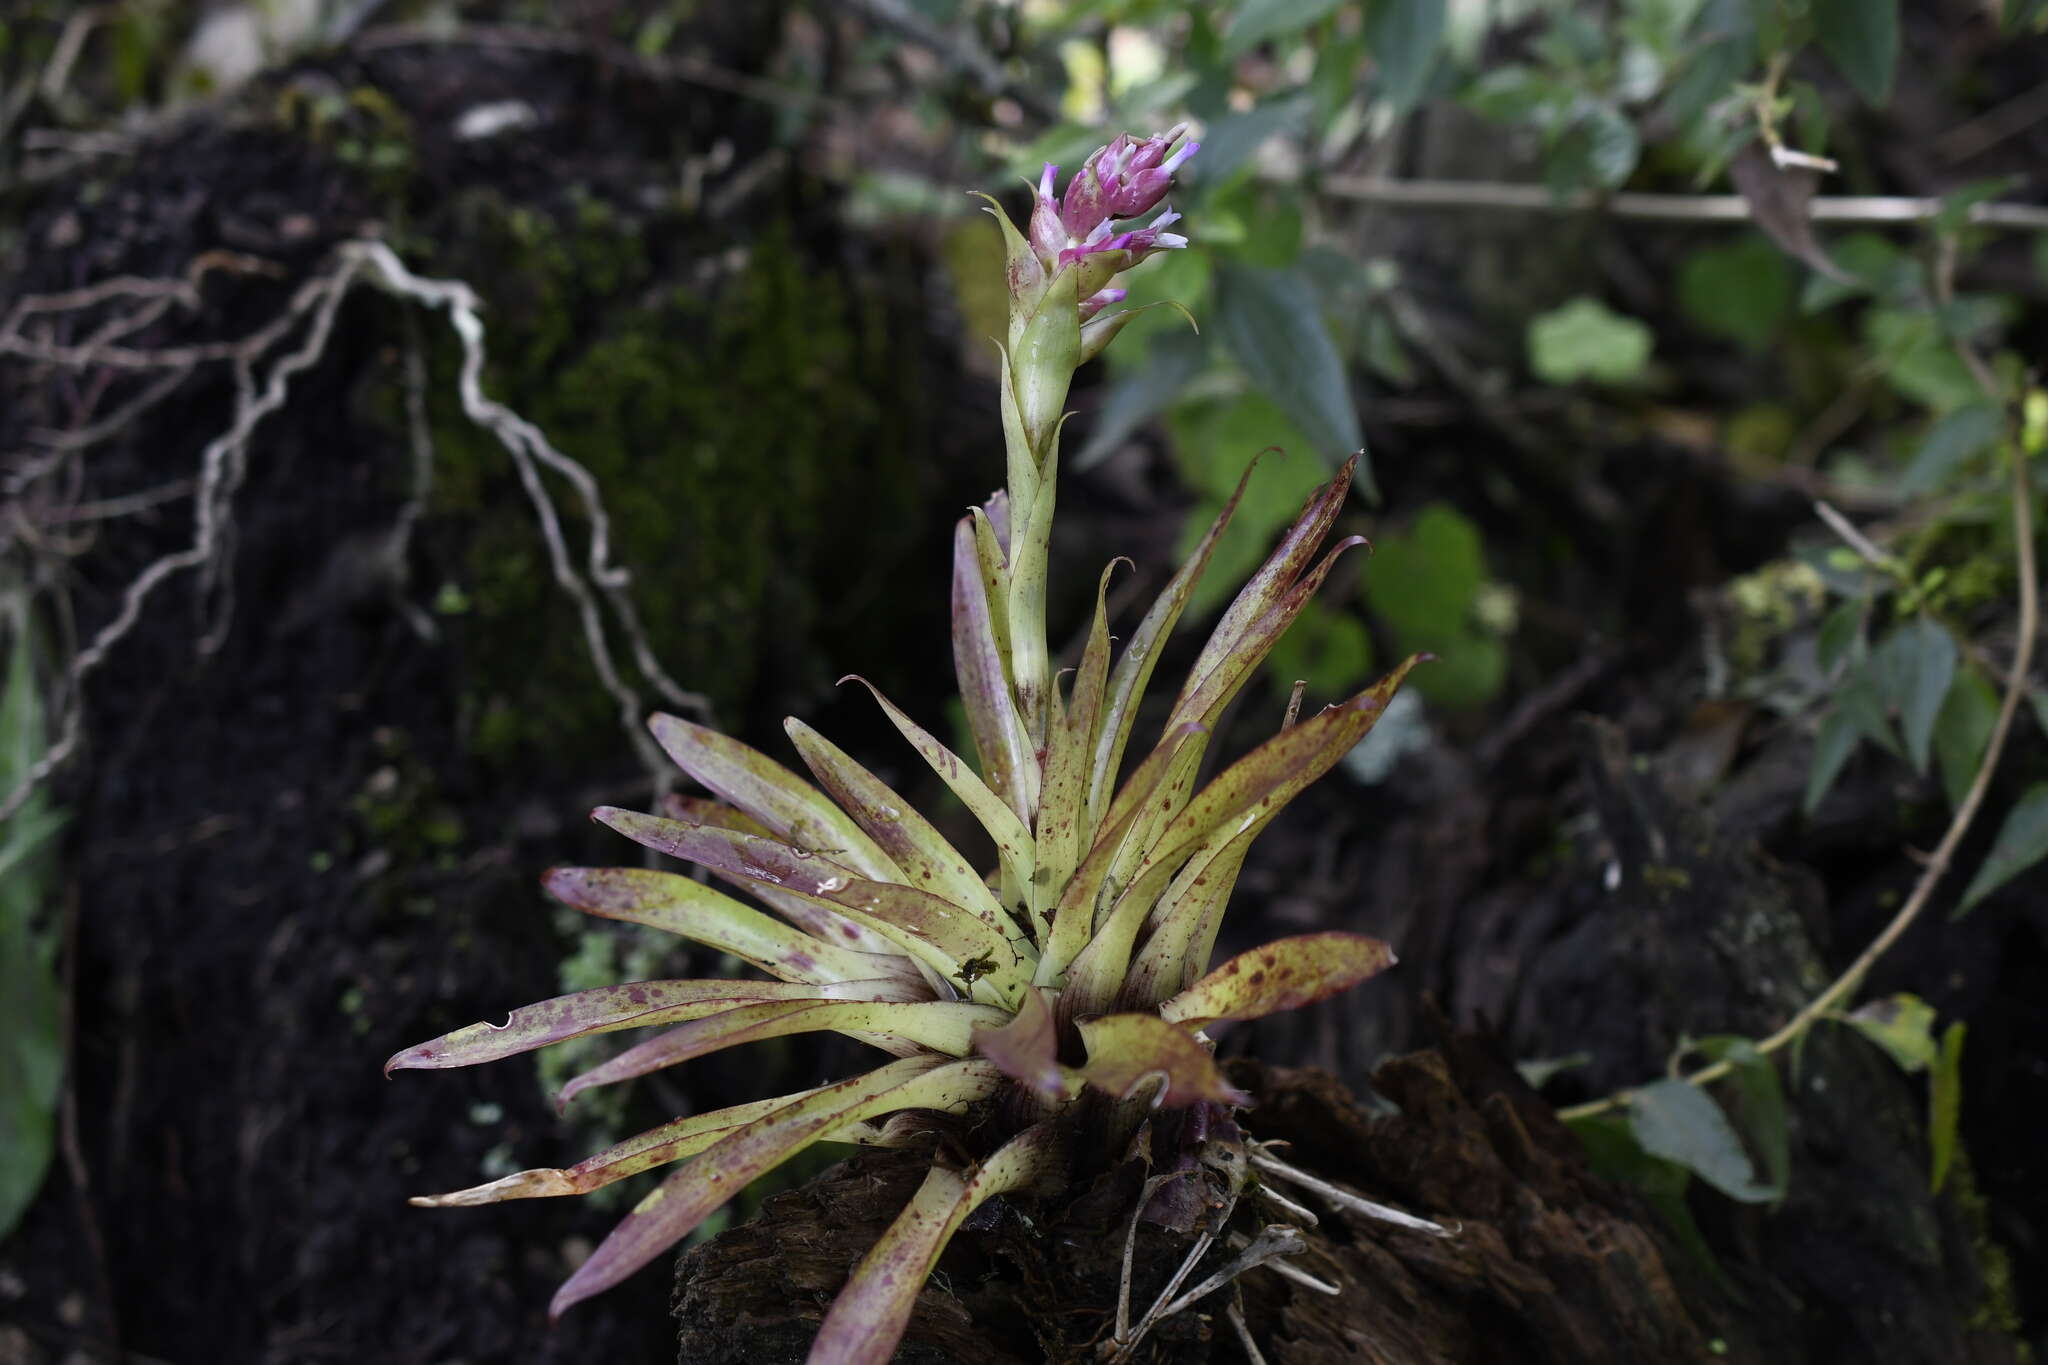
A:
[{"xmin": 389, "ymin": 131, "xmax": 1411, "ymax": 1365}]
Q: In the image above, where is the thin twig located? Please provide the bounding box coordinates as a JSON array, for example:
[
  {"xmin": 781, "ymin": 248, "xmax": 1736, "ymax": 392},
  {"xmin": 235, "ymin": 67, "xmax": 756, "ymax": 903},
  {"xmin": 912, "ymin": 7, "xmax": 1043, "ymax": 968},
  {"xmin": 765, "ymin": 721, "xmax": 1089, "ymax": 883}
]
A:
[{"xmin": 1322, "ymin": 177, "xmax": 2048, "ymax": 231}]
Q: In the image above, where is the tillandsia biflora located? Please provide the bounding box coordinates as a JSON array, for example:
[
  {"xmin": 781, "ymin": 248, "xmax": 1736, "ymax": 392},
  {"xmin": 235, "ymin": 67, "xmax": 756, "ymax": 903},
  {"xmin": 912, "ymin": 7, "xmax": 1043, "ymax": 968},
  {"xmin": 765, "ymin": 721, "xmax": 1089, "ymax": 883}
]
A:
[{"xmin": 388, "ymin": 126, "xmax": 1423, "ymax": 1363}]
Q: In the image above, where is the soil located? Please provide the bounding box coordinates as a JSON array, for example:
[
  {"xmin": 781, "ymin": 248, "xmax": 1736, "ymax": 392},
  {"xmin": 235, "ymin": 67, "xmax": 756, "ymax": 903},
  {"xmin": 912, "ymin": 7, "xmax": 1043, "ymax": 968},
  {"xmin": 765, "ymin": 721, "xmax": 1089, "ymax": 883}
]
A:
[{"xmin": 2, "ymin": 7, "xmax": 2045, "ymax": 1365}]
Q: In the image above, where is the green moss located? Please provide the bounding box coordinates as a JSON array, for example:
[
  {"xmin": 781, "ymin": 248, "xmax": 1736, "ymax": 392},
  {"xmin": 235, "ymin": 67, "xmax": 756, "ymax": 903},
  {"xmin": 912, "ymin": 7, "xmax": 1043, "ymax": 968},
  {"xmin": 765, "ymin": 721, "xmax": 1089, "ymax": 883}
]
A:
[
  {"xmin": 1948, "ymin": 1153, "xmax": 2028, "ymax": 1350},
  {"xmin": 401, "ymin": 187, "xmax": 921, "ymax": 770}
]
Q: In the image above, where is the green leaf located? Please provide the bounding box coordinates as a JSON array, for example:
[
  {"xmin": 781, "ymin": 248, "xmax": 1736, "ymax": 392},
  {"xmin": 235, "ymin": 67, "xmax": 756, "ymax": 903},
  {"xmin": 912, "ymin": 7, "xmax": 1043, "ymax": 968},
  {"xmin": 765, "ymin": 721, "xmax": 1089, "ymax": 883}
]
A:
[
  {"xmin": 1364, "ymin": 0, "xmax": 1445, "ymax": 114},
  {"xmin": 785, "ymin": 718, "xmax": 1012, "ymax": 929},
  {"xmin": 384, "ymin": 976, "xmax": 924, "ymax": 1074},
  {"xmin": 1659, "ymin": 0, "xmax": 1758, "ymax": 128},
  {"xmin": 1816, "ymin": 599, "xmax": 1866, "ymax": 678},
  {"xmin": 540, "ymin": 865, "xmax": 918, "ymax": 986},
  {"xmin": 1934, "ymin": 668, "xmax": 2000, "ymax": 811},
  {"xmin": 647, "ymin": 715, "xmax": 900, "ymax": 885},
  {"xmin": 0, "ymin": 613, "xmax": 63, "ymax": 1243},
  {"xmin": 1814, "ymin": 0, "xmax": 1899, "ymax": 104},
  {"xmin": 949, "ymin": 516, "xmax": 1037, "ymax": 826},
  {"xmin": 1873, "ymin": 617, "xmax": 1957, "ymax": 775},
  {"xmin": 1527, "ymin": 297, "xmax": 1653, "ymax": 386},
  {"xmin": 1553, "ymin": 102, "xmax": 1642, "ymax": 191},
  {"xmin": 841, "ymin": 676, "xmax": 1037, "ymax": 902},
  {"xmin": 1957, "ymin": 783, "xmax": 2048, "ymax": 915},
  {"xmin": 553, "ymin": 998, "xmax": 1007, "ymax": 1109},
  {"xmin": 1688, "ymin": 1037, "xmax": 1789, "ymax": 1200},
  {"xmin": 1627, "ymin": 1078, "xmax": 1778, "ymax": 1203},
  {"xmin": 810, "ymin": 1122, "xmax": 1069, "ymax": 1365},
  {"xmin": 593, "ymin": 809, "xmax": 1026, "ymax": 997},
  {"xmin": 1223, "ymin": 0, "xmax": 1347, "ymax": 58},
  {"xmin": 1213, "ymin": 264, "xmax": 1369, "ymax": 490},
  {"xmin": 1077, "ymin": 1013, "xmax": 1252, "ymax": 1107},
  {"xmin": 1929, "ymin": 1021, "xmax": 1965, "ymax": 1194},
  {"xmin": 1864, "ymin": 309, "xmax": 1984, "ymax": 414},
  {"xmin": 1843, "ymin": 992, "xmax": 1940, "ymax": 1072},
  {"xmin": 1568, "ymin": 1113, "xmax": 1737, "ymax": 1290},
  {"xmin": 1678, "ymin": 236, "xmax": 1793, "ymax": 350},
  {"xmin": 1901, "ymin": 403, "xmax": 2003, "ymax": 495},
  {"xmin": 548, "ymin": 1056, "xmax": 995, "ymax": 1317}
]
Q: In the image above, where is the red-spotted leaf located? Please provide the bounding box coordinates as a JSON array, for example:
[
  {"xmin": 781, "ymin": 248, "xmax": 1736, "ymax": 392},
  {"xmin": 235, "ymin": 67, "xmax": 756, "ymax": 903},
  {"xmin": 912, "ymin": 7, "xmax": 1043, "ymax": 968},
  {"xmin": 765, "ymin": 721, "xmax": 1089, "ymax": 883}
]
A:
[
  {"xmin": 1038, "ymin": 724, "xmax": 1207, "ymax": 987},
  {"xmin": 541, "ymin": 866, "xmax": 915, "ymax": 986},
  {"xmin": 784, "ymin": 718, "xmax": 1016, "ymax": 934},
  {"xmin": 1167, "ymin": 533, "xmax": 1371, "ymax": 736},
  {"xmin": 556, "ymin": 998, "xmax": 1006, "ymax": 1108},
  {"xmin": 409, "ymin": 1087, "xmax": 827, "ymax": 1206},
  {"xmin": 953, "ymin": 515, "xmax": 1037, "ymax": 825},
  {"xmin": 1174, "ymin": 454, "xmax": 1357, "ymax": 722},
  {"xmin": 1088, "ymin": 457, "xmax": 1266, "ymax": 835},
  {"xmin": 384, "ymin": 976, "xmax": 921, "ymax": 1074},
  {"xmin": 1157, "ymin": 932, "xmax": 1396, "ymax": 1028},
  {"xmin": 1063, "ymin": 658, "xmax": 1422, "ymax": 1011},
  {"xmin": 971, "ymin": 986, "xmax": 1072, "ymax": 1100},
  {"xmin": 646, "ymin": 714, "xmax": 902, "ymax": 884},
  {"xmin": 840, "ymin": 675, "xmax": 1035, "ymax": 901},
  {"xmin": 549, "ymin": 1056, "xmax": 998, "ymax": 1318},
  {"xmin": 593, "ymin": 809, "xmax": 1022, "ymax": 997},
  {"xmin": 1076, "ymin": 1013, "xmax": 1251, "ymax": 1109},
  {"xmin": 808, "ymin": 1121, "xmax": 1070, "ymax": 1365}
]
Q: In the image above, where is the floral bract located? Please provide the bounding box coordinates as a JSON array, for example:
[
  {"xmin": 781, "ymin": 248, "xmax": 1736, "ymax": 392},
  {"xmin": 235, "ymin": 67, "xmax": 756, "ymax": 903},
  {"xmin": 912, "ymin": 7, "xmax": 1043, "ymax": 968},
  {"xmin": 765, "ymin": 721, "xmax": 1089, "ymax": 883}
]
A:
[{"xmin": 389, "ymin": 129, "xmax": 1410, "ymax": 1365}]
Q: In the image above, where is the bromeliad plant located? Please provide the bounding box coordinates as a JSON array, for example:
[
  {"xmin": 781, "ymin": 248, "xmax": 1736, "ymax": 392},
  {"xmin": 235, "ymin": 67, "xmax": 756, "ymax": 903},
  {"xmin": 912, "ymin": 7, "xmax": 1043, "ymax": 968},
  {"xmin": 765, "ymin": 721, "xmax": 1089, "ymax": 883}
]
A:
[{"xmin": 389, "ymin": 126, "xmax": 1416, "ymax": 1362}]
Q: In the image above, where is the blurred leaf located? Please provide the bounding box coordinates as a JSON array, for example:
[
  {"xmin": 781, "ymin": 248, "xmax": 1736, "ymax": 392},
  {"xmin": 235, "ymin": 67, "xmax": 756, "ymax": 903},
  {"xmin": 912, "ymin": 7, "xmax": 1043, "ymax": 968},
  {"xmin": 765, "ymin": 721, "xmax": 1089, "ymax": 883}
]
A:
[
  {"xmin": 1527, "ymin": 297, "xmax": 1653, "ymax": 386},
  {"xmin": 1845, "ymin": 993, "xmax": 1939, "ymax": 1071},
  {"xmin": 1678, "ymin": 235, "xmax": 1794, "ymax": 350},
  {"xmin": 1873, "ymin": 617, "xmax": 1956, "ymax": 774},
  {"xmin": 1660, "ymin": 0, "xmax": 1758, "ymax": 127},
  {"xmin": 1368, "ymin": 503, "xmax": 1484, "ymax": 643},
  {"xmin": 1188, "ymin": 95, "xmax": 1314, "ymax": 189},
  {"xmin": 1076, "ymin": 329, "xmax": 1207, "ymax": 471},
  {"xmin": 1934, "ymin": 668, "xmax": 1999, "ymax": 811},
  {"xmin": 1364, "ymin": 504, "xmax": 1508, "ymax": 709},
  {"xmin": 1805, "ymin": 677, "xmax": 1900, "ymax": 813},
  {"xmin": 1929, "ymin": 1021, "xmax": 1965, "ymax": 1194},
  {"xmin": 1516, "ymin": 1051, "xmax": 1592, "ymax": 1089},
  {"xmin": 1935, "ymin": 177, "xmax": 2023, "ymax": 237},
  {"xmin": 1865, "ymin": 309, "xmax": 1984, "ymax": 413},
  {"xmin": 1551, "ymin": 103, "xmax": 1641, "ymax": 191},
  {"xmin": 1689, "ymin": 1036, "xmax": 1790, "ymax": 1200},
  {"xmin": 1213, "ymin": 264, "xmax": 1370, "ymax": 491},
  {"xmin": 1813, "ymin": 0, "xmax": 1899, "ymax": 104},
  {"xmin": 1802, "ymin": 232, "xmax": 1915, "ymax": 312},
  {"xmin": 1901, "ymin": 403, "xmax": 2003, "ymax": 495},
  {"xmin": 2004, "ymin": 0, "xmax": 2048, "ymax": 33},
  {"xmin": 1364, "ymin": 0, "xmax": 1445, "ymax": 113},
  {"xmin": 1266, "ymin": 599, "xmax": 1375, "ymax": 700},
  {"xmin": 1957, "ymin": 783, "xmax": 2048, "ymax": 915},
  {"xmin": 1222, "ymin": 0, "xmax": 1348, "ymax": 58},
  {"xmin": 1628, "ymin": 1078, "xmax": 1778, "ymax": 1203},
  {"xmin": 1816, "ymin": 600, "xmax": 1865, "ymax": 678},
  {"xmin": 1, "ymin": 611, "xmax": 64, "ymax": 1243}
]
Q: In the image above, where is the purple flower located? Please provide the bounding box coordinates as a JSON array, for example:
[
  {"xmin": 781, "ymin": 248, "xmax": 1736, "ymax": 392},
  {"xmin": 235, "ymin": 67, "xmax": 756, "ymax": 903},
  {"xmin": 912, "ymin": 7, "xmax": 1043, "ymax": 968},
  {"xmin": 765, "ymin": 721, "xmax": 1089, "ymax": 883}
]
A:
[{"xmin": 1026, "ymin": 127, "xmax": 1198, "ymax": 285}]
